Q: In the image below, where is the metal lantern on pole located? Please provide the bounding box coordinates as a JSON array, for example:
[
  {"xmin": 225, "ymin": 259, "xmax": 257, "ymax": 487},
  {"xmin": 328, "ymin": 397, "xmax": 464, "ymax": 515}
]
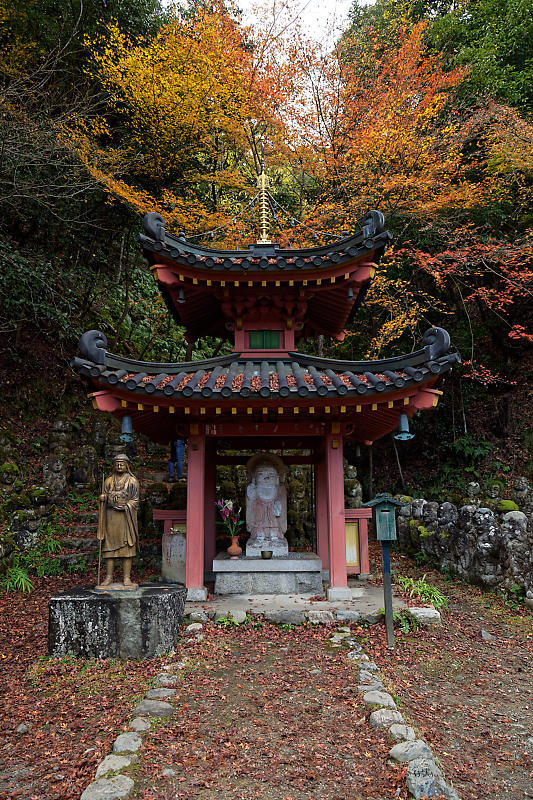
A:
[
  {"xmin": 364, "ymin": 493, "xmax": 403, "ymax": 648},
  {"xmin": 394, "ymin": 413, "xmax": 414, "ymax": 441},
  {"xmin": 120, "ymin": 415, "xmax": 134, "ymax": 443}
]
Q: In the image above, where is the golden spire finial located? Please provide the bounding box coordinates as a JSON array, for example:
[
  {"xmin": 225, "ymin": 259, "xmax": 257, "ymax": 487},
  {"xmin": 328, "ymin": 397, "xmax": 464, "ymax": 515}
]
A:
[{"xmin": 256, "ymin": 142, "xmax": 271, "ymax": 244}]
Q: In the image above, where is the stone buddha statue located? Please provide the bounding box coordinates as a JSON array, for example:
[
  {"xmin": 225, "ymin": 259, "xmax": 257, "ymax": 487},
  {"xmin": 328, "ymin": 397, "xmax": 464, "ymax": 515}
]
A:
[{"xmin": 245, "ymin": 454, "xmax": 288, "ymax": 557}]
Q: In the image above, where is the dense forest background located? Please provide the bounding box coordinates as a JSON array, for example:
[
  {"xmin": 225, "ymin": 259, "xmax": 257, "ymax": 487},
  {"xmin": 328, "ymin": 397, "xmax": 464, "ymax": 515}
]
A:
[{"xmin": 1, "ymin": 0, "xmax": 531, "ymax": 496}]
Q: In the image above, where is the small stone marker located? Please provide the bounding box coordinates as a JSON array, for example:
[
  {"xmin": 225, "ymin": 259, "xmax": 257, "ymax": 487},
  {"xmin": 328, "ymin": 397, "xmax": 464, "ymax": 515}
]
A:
[
  {"xmin": 188, "ymin": 610, "xmax": 209, "ymax": 623},
  {"xmin": 408, "ymin": 607, "xmax": 441, "ymax": 626},
  {"xmin": 80, "ymin": 775, "xmax": 134, "ymax": 800},
  {"xmin": 96, "ymin": 755, "xmax": 135, "ymax": 779},
  {"xmin": 129, "ymin": 717, "xmax": 150, "ymax": 731},
  {"xmin": 307, "ymin": 610, "xmax": 335, "ymax": 624},
  {"xmin": 358, "ymin": 679, "xmax": 384, "ymax": 692},
  {"xmin": 406, "ymin": 757, "xmax": 460, "ymax": 800},
  {"xmin": 146, "ymin": 687, "xmax": 176, "ymax": 699},
  {"xmin": 134, "ymin": 699, "xmax": 174, "ymax": 717},
  {"xmin": 162, "ymin": 768, "xmax": 176, "ymax": 777},
  {"xmin": 16, "ymin": 723, "xmax": 29, "ymax": 734},
  {"xmin": 185, "ymin": 623, "xmax": 203, "ymax": 633},
  {"xmin": 335, "ymin": 610, "xmax": 361, "ymax": 622},
  {"xmin": 363, "ymin": 691, "xmax": 397, "ymax": 709},
  {"xmin": 388, "ymin": 724, "xmax": 416, "ymax": 742},
  {"xmin": 369, "ymin": 709, "xmax": 404, "ymax": 728},
  {"xmin": 389, "ymin": 739, "xmax": 433, "ymax": 763},
  {"xmin": 112, "ymin": 733, "xmax": 142, "ymax": 753},
  {"xmin": 264, "ymin": 609, "xmax": 306, "ymax": 625}
]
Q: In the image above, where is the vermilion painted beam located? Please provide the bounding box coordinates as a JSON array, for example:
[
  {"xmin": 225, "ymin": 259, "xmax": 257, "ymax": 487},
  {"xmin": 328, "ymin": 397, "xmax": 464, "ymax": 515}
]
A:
[
  {"xmin": 185, "ymin": 427, "xmax": 206, "ymax": 591},
  {"xmin": 324, "ymin": 433, "xmax": 348, "ymax": 593}
]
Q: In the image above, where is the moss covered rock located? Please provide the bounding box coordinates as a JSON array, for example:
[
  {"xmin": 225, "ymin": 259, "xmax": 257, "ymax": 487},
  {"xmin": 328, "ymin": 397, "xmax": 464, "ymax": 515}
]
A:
[{"xmin": 498, "ymin": 500, "xmax": 519, "ymax": 513}]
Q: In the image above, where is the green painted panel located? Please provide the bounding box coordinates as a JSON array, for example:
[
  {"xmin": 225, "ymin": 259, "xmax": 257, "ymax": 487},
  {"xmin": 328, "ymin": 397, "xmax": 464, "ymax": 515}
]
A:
[{"xmin": 249, "ymin": 330, "xmax": 280, "ymax": 349}]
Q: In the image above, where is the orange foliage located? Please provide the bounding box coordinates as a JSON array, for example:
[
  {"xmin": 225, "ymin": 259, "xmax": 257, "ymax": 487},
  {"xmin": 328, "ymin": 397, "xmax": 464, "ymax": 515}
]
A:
[{"xmin": 65, "ymin": 2, "xmax": 294, "ymax": 234}]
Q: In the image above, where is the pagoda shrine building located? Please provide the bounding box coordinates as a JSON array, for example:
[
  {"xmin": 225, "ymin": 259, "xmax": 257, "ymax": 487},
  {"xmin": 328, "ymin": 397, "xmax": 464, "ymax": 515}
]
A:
[{"xmin": 72, "ymin": 207, "xmax": 459, "ymax": 600}]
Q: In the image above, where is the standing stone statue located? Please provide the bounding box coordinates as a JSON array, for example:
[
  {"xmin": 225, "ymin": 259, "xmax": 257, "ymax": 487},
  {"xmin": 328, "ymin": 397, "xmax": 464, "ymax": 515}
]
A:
[
  {"xmin": 245, "ymin": 454, "xmax": 288, "ymax": 557},
  {"xmin": 97, "ymin": 454, "xmax": 139, "ymax": 589}
]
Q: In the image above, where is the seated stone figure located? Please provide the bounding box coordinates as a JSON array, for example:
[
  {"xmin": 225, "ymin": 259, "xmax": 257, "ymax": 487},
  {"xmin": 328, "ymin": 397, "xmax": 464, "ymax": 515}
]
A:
[{"xmin": 245, "ymin": 454, "xmax": 288, "ymax": 557}]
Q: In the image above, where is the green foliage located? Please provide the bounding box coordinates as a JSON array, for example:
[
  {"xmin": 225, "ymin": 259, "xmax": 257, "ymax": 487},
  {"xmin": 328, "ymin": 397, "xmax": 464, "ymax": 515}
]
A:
[
  {"xmin": 379, "ymin": 607, "xmax": 418, "ymax": 633},
  {"xmin": 1, "ymin": 520, "xmax": 64, "ymax": 593},
  {"xmin": 0, "ymin": 565, "xmax": 34, "ymax": 593},
  {"xmin": 429, "ymin": 0, "xmax": 533, "ymax": 112},
  {"xmin": 215, "ymin": 615, "xmax": 241, "ymax": 628},
  {"xmin": 500, "ymin": 584, "xmax": 526, "ymax": 609},
  {"xmin": 395, "ymin": 574, "xmax": 448, "ymax": 609}
]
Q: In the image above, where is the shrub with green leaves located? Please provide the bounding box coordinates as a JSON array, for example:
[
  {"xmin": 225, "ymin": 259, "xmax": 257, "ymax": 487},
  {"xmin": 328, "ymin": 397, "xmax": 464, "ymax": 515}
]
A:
[{"xmin": 395, "ymin": 574, "xmax": 448, "ymax": 609}]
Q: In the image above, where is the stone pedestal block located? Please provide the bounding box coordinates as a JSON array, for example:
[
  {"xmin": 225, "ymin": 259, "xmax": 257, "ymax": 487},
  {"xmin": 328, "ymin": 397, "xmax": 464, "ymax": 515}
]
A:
[
  {"xmin": 213, "ymin": 552, "xmax": 323, "ymax": 596},
  {"xmin": 245, "ymin": 539, "xmax": 289, "ymax": 558},
  {"xmin": 161, "ymin": 529, "xmax": 186, "ymax": 584},
  {"xmin": 48, "ymin": 584, "xmax": 186, "ymax": 659}
]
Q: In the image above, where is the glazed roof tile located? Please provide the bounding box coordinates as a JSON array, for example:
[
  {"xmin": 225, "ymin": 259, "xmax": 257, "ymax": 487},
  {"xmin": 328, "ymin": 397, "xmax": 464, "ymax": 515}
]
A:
[
  {"xmin": 72, "ymin": 328, "xmax": 459, "ymax": 401},
  {"xmin": 139, "ymin": 210, "xmax": 391, "ymax": 274}
]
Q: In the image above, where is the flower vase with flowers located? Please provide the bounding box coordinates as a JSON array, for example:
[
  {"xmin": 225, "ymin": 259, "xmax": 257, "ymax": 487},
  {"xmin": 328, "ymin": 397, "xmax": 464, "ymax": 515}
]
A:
[{"xmin": 216, "ymin": 499, "xmax": 244, "ymax": 558}]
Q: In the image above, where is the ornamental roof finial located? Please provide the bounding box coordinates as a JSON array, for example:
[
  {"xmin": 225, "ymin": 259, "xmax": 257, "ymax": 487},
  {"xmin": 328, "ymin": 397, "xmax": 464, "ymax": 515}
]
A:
[{"xmin": 256, "ymin": 141, "xmax": 271, "ymax": 244}]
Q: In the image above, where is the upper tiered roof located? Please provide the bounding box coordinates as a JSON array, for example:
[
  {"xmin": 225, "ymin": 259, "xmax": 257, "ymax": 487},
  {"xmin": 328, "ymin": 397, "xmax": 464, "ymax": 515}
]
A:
[{"xmin": 139, "ymin": 209, "xmax": 392, "ymax": 343}]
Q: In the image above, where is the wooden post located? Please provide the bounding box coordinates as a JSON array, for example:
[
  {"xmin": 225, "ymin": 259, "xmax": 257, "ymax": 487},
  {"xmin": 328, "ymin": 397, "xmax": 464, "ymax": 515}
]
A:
[
  {"xmin": 325, "ymin": 433, "xmax": 350, "ymax": 600},
  {"xmin": 382, "ymin": 541, "xmax": 395, "ymax": 649},
  {"xmin": 315, "ymin": 458, "xmax": 329, "ymax": 570},
  {"xmin": 204, "ymin": 439, "xmax": 217, "ymax": 571},
  {"xmin": 185, "ymin": 426, "xmax": 207, "ymax": 600},
  {"xmin": 358, "ymin": 517, "xmax": 370, "ymax": 576}
]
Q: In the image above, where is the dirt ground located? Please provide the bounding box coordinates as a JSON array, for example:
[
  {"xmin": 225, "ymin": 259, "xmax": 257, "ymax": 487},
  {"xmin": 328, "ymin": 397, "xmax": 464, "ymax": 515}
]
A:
[
  {"xmin": 134, "ymin": 623, "xmax": 402, "ymax": 800},
  {"xmin": 0, "ymin": 560, "xmax": 531, "ymax": 800},
  {"xmin": 364, "ymin": 551, "xmax": 533, "ymax": 800}
]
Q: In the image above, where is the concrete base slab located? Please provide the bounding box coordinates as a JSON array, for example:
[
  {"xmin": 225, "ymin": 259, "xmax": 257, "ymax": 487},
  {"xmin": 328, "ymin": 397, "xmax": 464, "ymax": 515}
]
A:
[
  {"xmin": 327, "ymin": 587, "xmax": 353, "ymax": 601},
  {"xmin": 213, "ymin": 552, "xmax": 323, "ymax": 596},
  {"xmin": 215, "ymin": 571, "xmax": 323, "ymax": 596},
  {"xmin": 185, "ymin": 582, "xmax": 406, "ymax": 624},
  {"xmin": 186, "ymin": 587, "xmax": 208, "ymax": 601},
  {"xmin": 213, "ymin": 553, "xmax": 321, "ymax": 572}
]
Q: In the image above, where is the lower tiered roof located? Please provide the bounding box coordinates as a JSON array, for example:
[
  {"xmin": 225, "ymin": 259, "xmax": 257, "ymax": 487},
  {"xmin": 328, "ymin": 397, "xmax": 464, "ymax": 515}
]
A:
[{"xmin": 71, "ymin": 327, "xmax": 459, "ymax": 443}]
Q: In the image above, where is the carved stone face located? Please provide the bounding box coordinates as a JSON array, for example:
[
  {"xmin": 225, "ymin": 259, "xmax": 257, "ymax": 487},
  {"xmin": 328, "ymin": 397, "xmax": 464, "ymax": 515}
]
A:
[
  {"xmin": 514, "ymin": 476, "xmax": 529, "ymax": 493},
  {"xmin": 114, "ymin": 460, "xmax": 128, "ymax": 474},
  {"xmin": 255, "ymin": 465, "xmax": 279, "ymax": 500}
]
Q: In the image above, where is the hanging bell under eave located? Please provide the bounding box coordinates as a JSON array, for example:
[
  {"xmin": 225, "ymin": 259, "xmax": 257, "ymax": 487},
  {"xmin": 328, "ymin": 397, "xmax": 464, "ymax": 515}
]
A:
[
  {"xmin": 394, "ymin": 412, "xmax": 414, "ymax": 441},
  {"xmin": 178, "ymin": 288, "xmax": 185, "ymax": 303},
  {"xmin": 120, "ymin": 415, "xmax": 134, "ymax": 443}
]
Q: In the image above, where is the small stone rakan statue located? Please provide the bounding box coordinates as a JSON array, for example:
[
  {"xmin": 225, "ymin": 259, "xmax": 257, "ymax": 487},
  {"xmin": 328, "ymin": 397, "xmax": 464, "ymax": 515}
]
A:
[
  {"xmin": 97, "ymin": 454, "xmax": 139, "ymax": 589},
  {"xmin": 245, "ymin": 454, "xmax": 288, "ymax": 557}
]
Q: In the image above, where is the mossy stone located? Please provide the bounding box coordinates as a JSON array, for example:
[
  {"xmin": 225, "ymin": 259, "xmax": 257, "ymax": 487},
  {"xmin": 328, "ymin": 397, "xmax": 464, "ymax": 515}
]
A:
[
  {"xmin": 498, "ymin": 500, "xmax": 519, "ymax": 513},
  {"xmin": 0, "ymin": 462, "xmax": 20, "ymax": 477}
]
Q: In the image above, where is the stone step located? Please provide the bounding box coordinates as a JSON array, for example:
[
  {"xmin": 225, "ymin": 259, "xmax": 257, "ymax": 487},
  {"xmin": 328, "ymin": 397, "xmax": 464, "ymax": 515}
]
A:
[
  {"xmin": 71, "ymin": 524, "xmax": 97, "ymax": 534},
  {"xmin": 57, "ymin": 551, "xmax": 97, "ymax": 565},
  {"xmin": 73, "ymin": 512, "xmax": 98, "ymax": 522},
  {"xmin": 59, "ymin": 537, "xmax": 96, "ymax": 551}
]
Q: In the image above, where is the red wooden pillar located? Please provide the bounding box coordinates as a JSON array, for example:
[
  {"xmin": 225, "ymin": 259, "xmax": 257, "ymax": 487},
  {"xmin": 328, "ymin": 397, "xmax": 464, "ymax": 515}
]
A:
[
  {"xmin": 315, "ymin": 458, "xmax": 329, "ymax": 570},
  {"xmin": 325, "ymin": 432, "xmax": 351, "ymax": 600},
  {"xmin": 204, "ymin": 439, "xmax": 217, "ymax": 571},
  {"xmin": 185, "ymin": 426, "xmax": 207, "ymax": 600}
]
